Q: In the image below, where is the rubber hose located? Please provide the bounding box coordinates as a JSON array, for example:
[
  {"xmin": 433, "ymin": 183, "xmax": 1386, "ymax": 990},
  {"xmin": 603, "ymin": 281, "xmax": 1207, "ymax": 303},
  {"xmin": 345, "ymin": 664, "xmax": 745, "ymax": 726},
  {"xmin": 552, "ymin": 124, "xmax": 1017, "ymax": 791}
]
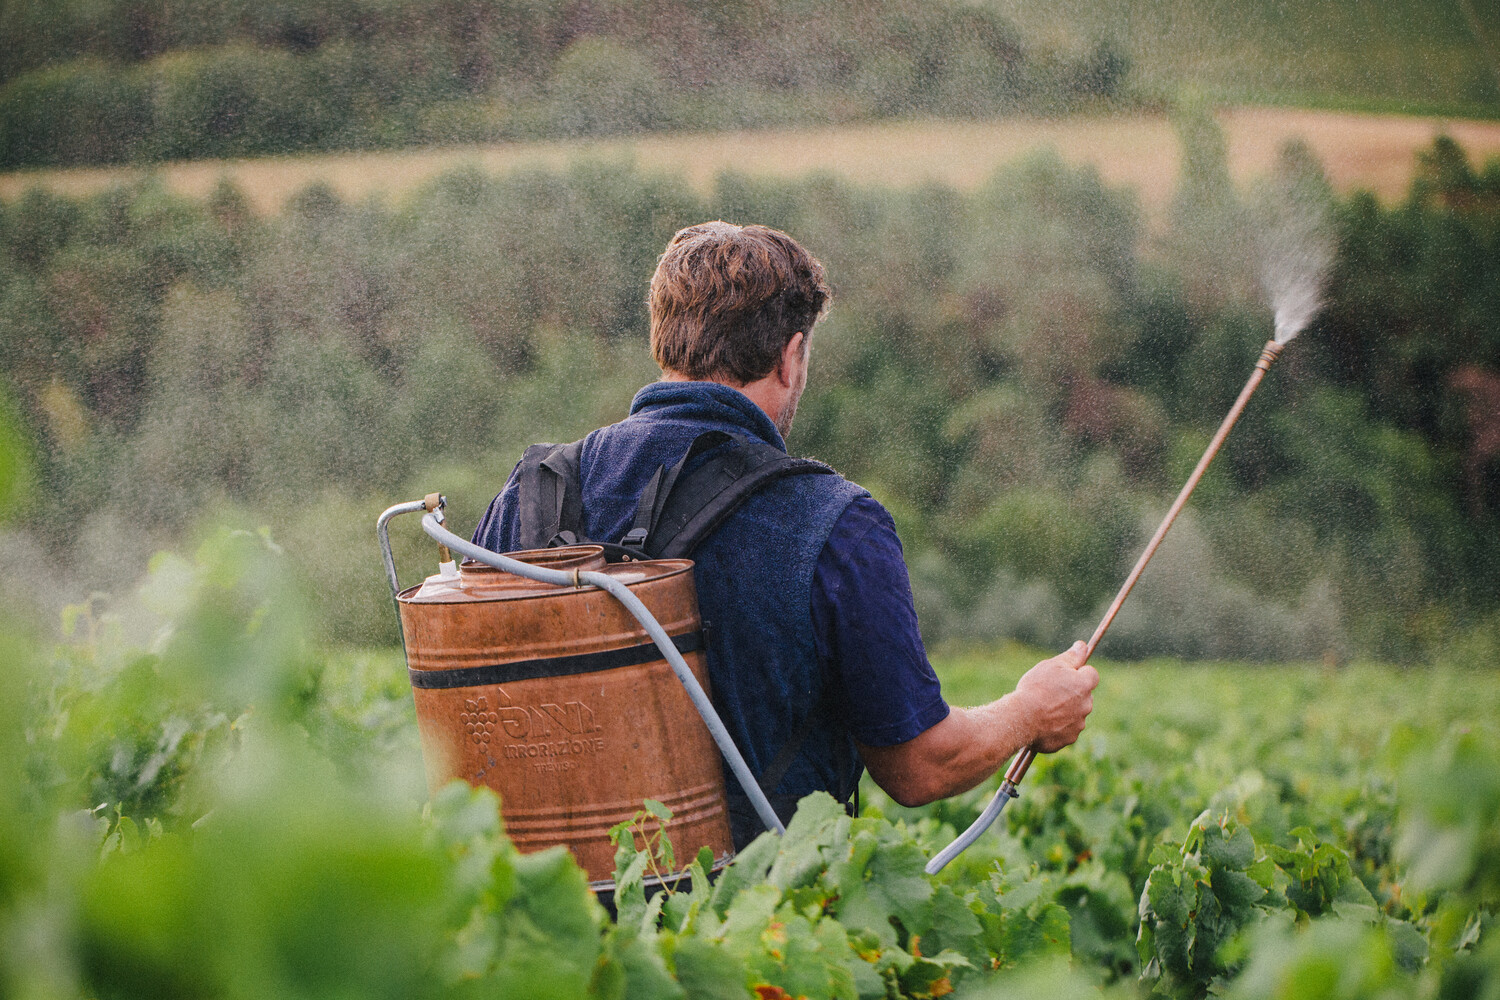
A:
[{"xmin": 924, "ymin": 786, "xmax": 1014, "ymax": 874}]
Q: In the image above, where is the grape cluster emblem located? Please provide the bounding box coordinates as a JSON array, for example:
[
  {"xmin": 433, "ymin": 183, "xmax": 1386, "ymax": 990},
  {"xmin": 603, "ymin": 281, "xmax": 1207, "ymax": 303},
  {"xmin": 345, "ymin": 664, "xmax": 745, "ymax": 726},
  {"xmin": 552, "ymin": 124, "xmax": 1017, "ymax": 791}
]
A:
[{"xmin": 462, "ymin": 696, "xmax": 498, "ymax": 747}]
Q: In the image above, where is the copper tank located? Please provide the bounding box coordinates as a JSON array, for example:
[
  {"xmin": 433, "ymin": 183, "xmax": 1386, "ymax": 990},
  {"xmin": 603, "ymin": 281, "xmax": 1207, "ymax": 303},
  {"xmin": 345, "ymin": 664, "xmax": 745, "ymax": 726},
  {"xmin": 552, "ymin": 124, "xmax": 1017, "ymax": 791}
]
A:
[{"xmin": 396, "ymin": 545, "xmax": 734, "ymax": 884}]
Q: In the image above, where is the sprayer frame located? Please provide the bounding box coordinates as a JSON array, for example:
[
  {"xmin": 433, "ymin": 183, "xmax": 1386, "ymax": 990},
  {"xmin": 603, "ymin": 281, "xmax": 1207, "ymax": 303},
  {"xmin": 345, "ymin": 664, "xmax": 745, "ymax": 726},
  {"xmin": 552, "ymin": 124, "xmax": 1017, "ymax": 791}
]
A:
[{"xmin": 376, "ymin": 496, "xmax": 786, "ymax": 839}]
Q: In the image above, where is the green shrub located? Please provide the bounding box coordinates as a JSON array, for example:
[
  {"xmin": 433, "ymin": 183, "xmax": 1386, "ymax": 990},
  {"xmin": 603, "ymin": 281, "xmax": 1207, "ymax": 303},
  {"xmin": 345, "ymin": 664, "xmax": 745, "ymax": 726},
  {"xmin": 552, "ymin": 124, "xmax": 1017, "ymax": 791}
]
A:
[
  {"xmin": 0, "ymin": 59, "xmax": 151, "ymax": 166},
  {"xmin": 540, "ymin": 37, "xmax": 671, "ymax": 138}
]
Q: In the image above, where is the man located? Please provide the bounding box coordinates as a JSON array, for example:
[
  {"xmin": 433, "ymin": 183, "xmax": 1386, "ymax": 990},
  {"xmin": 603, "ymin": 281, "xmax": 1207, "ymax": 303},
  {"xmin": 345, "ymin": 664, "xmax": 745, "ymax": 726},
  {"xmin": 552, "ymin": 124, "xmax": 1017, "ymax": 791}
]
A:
[{"xmin": 473, "ymin": 221, "xmax": 1098, "ymax": 848}]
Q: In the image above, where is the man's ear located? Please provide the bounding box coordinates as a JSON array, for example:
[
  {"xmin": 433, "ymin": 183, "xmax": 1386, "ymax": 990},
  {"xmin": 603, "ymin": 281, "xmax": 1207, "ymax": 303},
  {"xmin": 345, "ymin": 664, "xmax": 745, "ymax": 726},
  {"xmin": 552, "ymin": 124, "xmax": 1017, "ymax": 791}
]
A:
[{"xmin": 778, "ymin": 332, "xmax": 806, "ymax": 387}]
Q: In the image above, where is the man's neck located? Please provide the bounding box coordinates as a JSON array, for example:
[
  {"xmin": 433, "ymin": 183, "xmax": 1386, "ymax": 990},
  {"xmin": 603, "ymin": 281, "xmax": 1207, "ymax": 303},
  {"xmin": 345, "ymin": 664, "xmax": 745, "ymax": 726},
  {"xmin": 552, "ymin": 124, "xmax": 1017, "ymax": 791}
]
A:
[{"xmin": 661, "ymin": 369, "xmax": 783, "ymax": 432}]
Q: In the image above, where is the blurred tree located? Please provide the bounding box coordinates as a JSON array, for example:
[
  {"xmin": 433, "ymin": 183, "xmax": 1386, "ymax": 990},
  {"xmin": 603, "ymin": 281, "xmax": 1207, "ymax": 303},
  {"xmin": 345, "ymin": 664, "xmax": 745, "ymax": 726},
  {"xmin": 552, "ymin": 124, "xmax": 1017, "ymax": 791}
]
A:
[
  {"xmin": 1159, "ymin": 100, "xmax": 1259, "ymax": 314},
  {"xmin": 542, "ymin": 36, "xmax": 669, "ymax": 137}
]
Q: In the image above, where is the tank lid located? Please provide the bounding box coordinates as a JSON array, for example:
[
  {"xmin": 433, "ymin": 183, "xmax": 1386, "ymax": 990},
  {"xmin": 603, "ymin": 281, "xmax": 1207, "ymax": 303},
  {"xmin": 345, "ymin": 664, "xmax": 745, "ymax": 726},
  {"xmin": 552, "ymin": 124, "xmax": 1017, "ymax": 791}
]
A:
[
  {"xmin": 460, "ymin": 544, "xmax": 606, "ymax": 581},
  {"xmin": 398, "ymin": 547, "xmax": 693, "ymax": 604}
]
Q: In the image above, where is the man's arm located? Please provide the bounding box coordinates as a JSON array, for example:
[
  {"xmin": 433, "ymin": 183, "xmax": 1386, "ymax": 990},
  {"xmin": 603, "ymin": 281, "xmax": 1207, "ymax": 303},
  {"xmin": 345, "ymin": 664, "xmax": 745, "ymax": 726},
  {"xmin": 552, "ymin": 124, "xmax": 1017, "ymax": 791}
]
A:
[
  {"xmin": 811, "ymin": 497, "xmax": 1099, "ymax": 808},
  {"xmin": 856, "ymin": 642, "xmax": 1099, "ymax": 808}
]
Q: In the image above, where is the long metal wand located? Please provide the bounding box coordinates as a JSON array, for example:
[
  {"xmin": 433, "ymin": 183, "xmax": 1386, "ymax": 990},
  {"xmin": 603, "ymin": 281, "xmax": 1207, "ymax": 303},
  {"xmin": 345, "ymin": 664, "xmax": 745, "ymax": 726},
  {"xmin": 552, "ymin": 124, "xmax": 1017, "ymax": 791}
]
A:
[{"xmin": 926, "ymin": 339, "xmax": 1287, "ymax": 873}]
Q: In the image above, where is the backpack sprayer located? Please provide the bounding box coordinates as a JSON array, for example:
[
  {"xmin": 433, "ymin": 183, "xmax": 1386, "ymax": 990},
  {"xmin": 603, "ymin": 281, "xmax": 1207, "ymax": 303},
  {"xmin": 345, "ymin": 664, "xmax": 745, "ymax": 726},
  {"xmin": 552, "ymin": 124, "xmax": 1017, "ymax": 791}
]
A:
[
  {"xmin": 378, "ymin": 494, "xmax": 783, "ymax": 888},
  {"xmin": 377, "ymin": 422, "xmax": 840, "ymax": 887}
]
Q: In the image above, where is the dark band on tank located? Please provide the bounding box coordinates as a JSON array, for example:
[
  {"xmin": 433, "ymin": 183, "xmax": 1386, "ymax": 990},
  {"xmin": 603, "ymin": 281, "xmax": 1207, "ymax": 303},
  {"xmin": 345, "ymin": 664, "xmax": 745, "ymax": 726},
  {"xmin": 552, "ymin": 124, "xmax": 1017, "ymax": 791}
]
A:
[{"xmin": 408, "ymin": 630, "xmax": 704, "ymax": 689}]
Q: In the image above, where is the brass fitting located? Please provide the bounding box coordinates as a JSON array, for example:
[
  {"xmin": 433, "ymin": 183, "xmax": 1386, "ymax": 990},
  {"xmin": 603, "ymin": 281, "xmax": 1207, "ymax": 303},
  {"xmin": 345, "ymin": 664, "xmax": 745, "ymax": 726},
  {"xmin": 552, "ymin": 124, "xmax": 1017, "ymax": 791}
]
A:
[{"xmin": 423, "ymin": 493, "xmax": 453, "ymax": 565}]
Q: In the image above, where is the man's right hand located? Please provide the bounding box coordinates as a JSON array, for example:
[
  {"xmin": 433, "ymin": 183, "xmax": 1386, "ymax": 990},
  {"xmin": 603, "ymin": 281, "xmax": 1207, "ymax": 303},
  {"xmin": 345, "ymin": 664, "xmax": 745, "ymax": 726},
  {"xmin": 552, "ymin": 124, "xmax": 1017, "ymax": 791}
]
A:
[{"xmin": 1009, "ymin": 641, "xmax": 1099, "ymax": 753}]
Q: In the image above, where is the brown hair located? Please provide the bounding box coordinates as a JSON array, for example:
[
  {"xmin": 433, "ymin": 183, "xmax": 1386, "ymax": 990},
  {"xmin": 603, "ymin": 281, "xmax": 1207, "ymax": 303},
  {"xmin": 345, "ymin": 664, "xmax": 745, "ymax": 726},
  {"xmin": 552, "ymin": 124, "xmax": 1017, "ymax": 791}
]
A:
[{"xmin": 649, "ymin": 221, "xmax": 830, "ymax": 383}]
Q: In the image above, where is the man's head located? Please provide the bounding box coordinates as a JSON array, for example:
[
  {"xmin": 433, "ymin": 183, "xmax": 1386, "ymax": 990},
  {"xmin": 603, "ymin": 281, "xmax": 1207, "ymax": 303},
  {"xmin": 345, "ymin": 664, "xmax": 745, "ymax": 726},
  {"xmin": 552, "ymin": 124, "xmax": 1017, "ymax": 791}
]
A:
[{"xmin": 649, "ymin": 221, "xmax": 830, "ymax": 387}]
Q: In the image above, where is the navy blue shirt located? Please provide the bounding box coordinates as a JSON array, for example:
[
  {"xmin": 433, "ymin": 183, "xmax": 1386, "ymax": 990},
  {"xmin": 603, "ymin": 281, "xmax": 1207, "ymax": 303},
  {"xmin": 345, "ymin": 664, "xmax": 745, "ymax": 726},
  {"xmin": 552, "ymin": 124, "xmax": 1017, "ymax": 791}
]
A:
[{"xmin": 812, "ymin": 496, "xmax": 950, "ymax": 747}]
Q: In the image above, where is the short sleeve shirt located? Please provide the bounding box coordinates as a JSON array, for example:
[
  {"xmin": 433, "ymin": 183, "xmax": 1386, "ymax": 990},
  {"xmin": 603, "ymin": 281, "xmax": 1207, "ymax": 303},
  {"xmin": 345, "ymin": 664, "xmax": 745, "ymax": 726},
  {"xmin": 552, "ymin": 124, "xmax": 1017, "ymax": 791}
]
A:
[{"xmin": 812, "ymin": 495, "xmax": 950, "ymax": 747}]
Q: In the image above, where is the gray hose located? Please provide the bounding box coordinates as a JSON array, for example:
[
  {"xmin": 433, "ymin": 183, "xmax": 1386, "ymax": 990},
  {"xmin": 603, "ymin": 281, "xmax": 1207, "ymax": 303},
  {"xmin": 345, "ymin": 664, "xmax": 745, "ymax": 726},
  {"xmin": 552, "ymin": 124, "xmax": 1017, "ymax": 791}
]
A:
[
  {"xmin": 420, "ymin": 513, "xmax": 787, "ymax": 838},
  {"xmin": 924, "ymin": 782, "xmax": 1015, "ymax": 874}
]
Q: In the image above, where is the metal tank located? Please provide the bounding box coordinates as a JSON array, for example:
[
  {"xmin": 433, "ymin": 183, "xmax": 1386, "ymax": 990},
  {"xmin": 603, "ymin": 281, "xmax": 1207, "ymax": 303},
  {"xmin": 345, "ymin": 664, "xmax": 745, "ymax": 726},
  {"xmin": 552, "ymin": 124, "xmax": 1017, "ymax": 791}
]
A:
[{"xmin": 392, "ymin": 540, "xmax": 735, "ymax": 886}]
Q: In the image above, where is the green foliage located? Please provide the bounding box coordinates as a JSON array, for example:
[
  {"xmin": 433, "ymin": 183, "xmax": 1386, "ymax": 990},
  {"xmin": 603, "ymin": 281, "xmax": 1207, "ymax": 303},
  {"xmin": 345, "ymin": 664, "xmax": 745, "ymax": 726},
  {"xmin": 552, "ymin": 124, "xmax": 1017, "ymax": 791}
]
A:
[
  {"xmin": 3, "ymin": 532, "xmax": 1500, "ymax": 997},
  {"xmin": 1137, "ymin": 812, "xmax": 1275, "ymax": 994},
  {"xmin": 1134, "ymin": 811, "xmax": 1430, "ymax": 997},
  {"xmin": 429, "ymin": 784, "xmax": 609, "ymax": 998},
  {"xmin": 542, "ymin": 37, "xmax": 671, "ymax": 138},
  {"xmin": 987, "ymin": 0, "xmax": 1500, "ymax": 116},
  {"xmin": 1395, "ymin": 729, "xmax": 1500, "ymax": 959},
  {"xmin": 1227, "ymin": 919, "xmax": 1421, "ymax": 1000},
  {"xmin": 7, "ymin": 0, "xmax": 1495, "ymax": 170},
  {"xmin": 602, "ymin": 790, "xmax": 1054, "ymax": 999},
  {"xmin": 0, "ymin": 384, "xmax": 35, "ymax": 521},
  {"xmin": 609, "ymin": 797, "xmax": 685, "ymax": 919}
]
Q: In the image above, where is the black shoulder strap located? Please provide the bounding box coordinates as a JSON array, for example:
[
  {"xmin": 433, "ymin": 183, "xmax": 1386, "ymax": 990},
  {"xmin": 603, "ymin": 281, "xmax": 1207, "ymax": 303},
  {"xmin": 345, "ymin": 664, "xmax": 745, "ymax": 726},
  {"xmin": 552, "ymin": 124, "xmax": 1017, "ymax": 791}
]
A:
[
  {"xmin": 515, "ymin": 438, "xmax": 586, "ymax": 550},
  {"xmin": 517, "ymin": 431, "xmax": 836, "ymax": 562},
  {"xmin": 628, "ymin": 432, "xmax": 845, "ymax": 796},
  {"xmin": 625, "ymin": 431, "xmax": 836, "ymax": 559}
]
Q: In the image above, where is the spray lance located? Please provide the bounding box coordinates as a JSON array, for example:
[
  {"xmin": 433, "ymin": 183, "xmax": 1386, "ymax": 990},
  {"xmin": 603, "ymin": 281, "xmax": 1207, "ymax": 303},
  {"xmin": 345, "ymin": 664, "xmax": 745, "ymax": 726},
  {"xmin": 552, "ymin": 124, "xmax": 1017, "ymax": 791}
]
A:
[
  {"xmin": 926, "ymin": 170, "xmax": 1334, "ymax": 875},
  {"xmin": 926, "ymin": 334, "xmax": 1294, "ymax": 872}
]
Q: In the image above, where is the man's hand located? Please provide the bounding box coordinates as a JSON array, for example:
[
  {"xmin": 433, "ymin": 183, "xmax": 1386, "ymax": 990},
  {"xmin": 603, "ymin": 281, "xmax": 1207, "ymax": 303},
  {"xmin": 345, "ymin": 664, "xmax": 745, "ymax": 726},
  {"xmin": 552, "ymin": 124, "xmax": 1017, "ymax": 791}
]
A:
[
  {"xmin": 857, "ymin": 641, "xmax": 1100, "ymax": 807},
  {"xmin": 1009, "ymin": 641, "xmax": 1099, "ymax": 753}
]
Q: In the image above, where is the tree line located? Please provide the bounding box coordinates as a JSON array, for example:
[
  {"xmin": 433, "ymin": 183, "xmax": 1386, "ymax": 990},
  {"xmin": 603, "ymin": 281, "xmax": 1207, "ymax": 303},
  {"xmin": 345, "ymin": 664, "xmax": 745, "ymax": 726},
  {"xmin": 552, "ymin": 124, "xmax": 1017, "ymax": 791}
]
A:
[
  {"xmin": 0, "ymin": 0, "xmax": 1129, "ymax": 169},
  {"xmin": 0, "ymin": 124, "xmax": 1496, "ymax": 662}
]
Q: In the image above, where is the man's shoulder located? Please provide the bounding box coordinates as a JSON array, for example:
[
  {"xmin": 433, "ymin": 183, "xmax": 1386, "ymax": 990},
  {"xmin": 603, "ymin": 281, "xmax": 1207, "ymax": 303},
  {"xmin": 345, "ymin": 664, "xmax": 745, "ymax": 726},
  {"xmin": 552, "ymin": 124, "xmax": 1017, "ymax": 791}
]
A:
[
  {"xmin": 813, "ymin": 471, "xmax": 872, "ymax": 510},
  {"xmin": 827, "ymin": 493, "xmax": 895, "ymax": 537},
  {"xmin": 717, "ymin": 463, "xmax": 870, "ymax": 556},
  {"xmin": 752, "ymin": 457, "xmax": 869, "ymax": 507}
]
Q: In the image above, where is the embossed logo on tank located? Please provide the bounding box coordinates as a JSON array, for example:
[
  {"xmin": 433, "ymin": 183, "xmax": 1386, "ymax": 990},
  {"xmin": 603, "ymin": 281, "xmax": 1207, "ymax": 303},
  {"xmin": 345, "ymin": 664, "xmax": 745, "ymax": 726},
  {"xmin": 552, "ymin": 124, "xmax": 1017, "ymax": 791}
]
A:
[
  {"xmin": 493, "ymin": 687, "xmax": 604, "ymax": 738},
  {"xmin": 495, "ymin": 686, "xmax": 606, "ymax": 769}
]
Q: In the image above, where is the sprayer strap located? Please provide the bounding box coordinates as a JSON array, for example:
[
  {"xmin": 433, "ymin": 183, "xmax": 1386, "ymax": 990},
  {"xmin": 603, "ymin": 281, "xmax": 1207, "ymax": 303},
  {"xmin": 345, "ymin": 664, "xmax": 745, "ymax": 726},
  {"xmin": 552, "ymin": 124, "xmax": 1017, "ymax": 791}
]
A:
[
  {"xmin": 516, "ymin": 431, "xmax": 836, "ymax": 561},
  {"xmin": 516, "ymin": 439, "xmax": 586, "ymax": 551},
  {"xmin": 630, "ymin": 431, "xmax": 837, "ymax": 559},
  {"xmin": 408, "ymin": 630, "xmax": 704, "ymax": 690}
]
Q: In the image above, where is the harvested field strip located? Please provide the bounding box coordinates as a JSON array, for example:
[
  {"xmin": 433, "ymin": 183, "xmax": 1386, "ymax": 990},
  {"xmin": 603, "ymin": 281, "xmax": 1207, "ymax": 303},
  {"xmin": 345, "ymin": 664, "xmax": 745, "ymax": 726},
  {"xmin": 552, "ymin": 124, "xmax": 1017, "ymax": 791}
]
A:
[{"xmin": 2, "ymin": 107, "xmax": 1499, "ymax": 217}]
